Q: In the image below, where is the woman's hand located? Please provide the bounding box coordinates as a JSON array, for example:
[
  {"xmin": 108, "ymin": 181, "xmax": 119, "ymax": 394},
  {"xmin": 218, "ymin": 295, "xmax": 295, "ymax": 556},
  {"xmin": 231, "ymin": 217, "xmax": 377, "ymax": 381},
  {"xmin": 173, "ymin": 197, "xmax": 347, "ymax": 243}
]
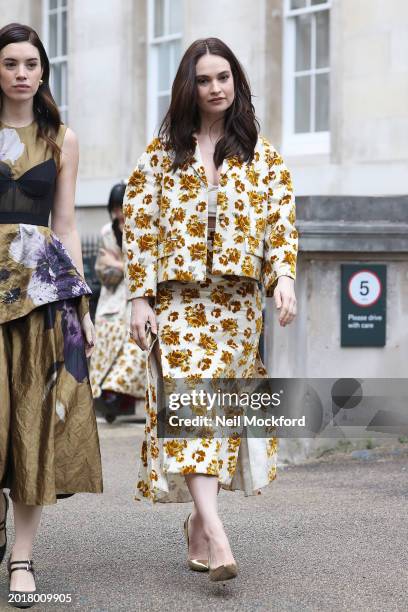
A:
[
  {"xmin": 81, "ymin": 312, "xmax": 96, "ymax": 357},
  {"xmin": 274, "ymin": 276, "xmax": 297, "ymax": 327},
  {"xmin": 130, "ymin": 297, "xmax": 158, "ymax": 351},
  {"xmin": 98, "ymin": 247, "xmax": 123, "ymax": 270}
]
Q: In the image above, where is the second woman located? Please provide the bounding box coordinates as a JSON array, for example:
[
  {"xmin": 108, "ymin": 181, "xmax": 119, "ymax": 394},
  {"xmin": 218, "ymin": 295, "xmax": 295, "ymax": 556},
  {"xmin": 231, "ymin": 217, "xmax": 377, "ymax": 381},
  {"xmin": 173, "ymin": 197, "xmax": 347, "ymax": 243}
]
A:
[
  {"xmin": 123, "ymin": 37, "xmax": 298, "ymax": 581},
  {"xmin": 90, "ymin": 182, "xmax": 147, "ymax": 414}
]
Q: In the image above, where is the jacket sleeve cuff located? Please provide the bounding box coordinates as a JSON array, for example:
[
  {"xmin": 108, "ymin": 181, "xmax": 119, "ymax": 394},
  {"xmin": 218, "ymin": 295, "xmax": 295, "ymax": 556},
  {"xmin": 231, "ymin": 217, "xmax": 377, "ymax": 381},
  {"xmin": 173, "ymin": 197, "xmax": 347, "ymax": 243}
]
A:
[
  {"xmin": 263, "ymin": 268, "xmax": 296, "ymax": 298},
  {"xmin": 126, "ymin": 284, "xmax": 157, "ymax": 301}
]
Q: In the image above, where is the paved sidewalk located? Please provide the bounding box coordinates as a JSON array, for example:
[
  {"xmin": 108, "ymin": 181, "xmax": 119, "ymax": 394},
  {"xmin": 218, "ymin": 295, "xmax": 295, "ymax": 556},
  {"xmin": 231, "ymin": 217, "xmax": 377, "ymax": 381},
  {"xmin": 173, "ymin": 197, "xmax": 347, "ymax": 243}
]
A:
[{"xmin": 0, "ymin": 421, "xmax": 407, "ymax": 611}]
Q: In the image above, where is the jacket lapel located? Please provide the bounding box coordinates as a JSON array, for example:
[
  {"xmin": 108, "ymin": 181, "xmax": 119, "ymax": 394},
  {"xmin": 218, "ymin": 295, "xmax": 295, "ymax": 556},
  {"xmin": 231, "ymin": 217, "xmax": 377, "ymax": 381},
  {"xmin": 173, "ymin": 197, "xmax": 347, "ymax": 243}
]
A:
[
  {"xmin": 189, "ymin": 136, "xmax": 236, "ymax": 187},
  {"xmin": 188, "ymin": 138, "xmax": 208, "ymax": 187}
]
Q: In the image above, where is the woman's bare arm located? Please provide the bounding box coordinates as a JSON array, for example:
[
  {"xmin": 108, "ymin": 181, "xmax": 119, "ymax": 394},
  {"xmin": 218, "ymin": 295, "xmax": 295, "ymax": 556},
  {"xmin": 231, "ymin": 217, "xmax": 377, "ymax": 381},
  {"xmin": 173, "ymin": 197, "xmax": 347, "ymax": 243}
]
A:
[
  {"xmin": 50, "ymin": 127, "xmax": 95, "ymax": 355},
  {"xmin": 50, "ymin": 127, "xmax": 85, "ymax": 275}
]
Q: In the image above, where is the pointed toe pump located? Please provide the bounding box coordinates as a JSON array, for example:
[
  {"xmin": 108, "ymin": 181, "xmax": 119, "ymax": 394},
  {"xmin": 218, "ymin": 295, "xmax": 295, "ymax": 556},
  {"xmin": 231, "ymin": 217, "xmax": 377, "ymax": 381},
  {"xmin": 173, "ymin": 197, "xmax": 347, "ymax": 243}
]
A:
[
  {"xmin": 0, "ymin": 491, "xmax": 9, "ymax": 564},
  {"xmin": 209, "ymin": 562, "xmax": 238, "ymax": 582},
  {"xmin": 183, "ymin": 514, "xmax": 209, "ymax": 572}
]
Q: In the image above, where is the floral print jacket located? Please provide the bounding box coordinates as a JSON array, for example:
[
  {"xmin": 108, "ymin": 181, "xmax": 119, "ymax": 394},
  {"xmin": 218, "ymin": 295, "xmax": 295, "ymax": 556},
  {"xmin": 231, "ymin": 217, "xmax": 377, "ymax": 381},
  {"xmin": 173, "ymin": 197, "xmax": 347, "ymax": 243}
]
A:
[{"xmin": 123, "ymin": 135, "xmax": 298, "ymax": 299}]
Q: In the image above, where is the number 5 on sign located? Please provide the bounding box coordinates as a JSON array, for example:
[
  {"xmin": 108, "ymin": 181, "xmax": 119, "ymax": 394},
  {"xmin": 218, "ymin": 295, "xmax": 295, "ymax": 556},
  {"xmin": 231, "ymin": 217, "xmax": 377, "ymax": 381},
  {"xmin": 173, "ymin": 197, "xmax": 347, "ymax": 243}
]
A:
[{"xmin": 348, "ymin": 270, "xmax": 382, "ymax": 307}]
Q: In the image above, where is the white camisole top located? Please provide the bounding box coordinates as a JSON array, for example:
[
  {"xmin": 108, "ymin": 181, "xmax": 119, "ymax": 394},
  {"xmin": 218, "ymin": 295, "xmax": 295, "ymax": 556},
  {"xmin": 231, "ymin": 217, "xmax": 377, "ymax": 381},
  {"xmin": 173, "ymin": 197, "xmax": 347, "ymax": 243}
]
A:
[{"xmin": 208, "ymin": 183, "xmax": 218, "ymax": 216}]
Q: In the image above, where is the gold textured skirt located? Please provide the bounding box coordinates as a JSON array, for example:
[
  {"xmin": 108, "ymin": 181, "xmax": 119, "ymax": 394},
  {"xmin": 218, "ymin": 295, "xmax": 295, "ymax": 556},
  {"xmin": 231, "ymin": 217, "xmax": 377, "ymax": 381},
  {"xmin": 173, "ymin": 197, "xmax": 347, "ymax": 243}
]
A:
[
  {"xmin": 135, "ymin": 234, "xmax": 278, "ymax": 503},
  {"xmin": 0, "ymin": 299, "xmax": 103, "ymax": 505}
]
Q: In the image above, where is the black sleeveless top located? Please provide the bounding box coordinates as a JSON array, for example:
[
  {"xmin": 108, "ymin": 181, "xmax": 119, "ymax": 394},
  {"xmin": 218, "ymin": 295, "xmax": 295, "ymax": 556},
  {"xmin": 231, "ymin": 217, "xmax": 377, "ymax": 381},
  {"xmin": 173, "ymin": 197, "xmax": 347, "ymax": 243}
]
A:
[
  {"xmin": 0, "ymin": 157, "xmax": 57, "ymax": 227},
  {"xmin": 0, "ymin": 121, "xmax": 63, "ymax": 227}
]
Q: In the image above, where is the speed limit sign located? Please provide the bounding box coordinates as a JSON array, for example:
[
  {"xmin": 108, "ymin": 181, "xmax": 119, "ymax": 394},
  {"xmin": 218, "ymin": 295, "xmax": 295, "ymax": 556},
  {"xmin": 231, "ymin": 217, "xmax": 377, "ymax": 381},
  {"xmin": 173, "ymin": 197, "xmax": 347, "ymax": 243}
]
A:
[
  {"xmin": 348, "ymin": 270, "xmax": 382, "ymax": 307},
  {"xmin": 341, "ymin": 265, "xmax": 386, "ymax": 346}
]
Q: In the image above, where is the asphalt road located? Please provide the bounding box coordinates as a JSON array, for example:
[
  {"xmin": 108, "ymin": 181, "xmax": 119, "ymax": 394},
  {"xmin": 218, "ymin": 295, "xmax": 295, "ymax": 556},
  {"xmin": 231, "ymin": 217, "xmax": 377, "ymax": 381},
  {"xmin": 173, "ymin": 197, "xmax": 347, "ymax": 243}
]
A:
[{"xmin": 0, "ymin": 421, "xmax": 407, "ymax": 612}]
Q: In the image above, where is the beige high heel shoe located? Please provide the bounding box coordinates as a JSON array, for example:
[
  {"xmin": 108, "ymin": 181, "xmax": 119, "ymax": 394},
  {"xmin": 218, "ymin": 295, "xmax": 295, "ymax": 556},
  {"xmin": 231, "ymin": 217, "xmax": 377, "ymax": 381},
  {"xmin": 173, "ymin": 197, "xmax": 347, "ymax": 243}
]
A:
[
  {"xmin": 209, "ymin": 562, "xmax": 238, "ymax": 582},
  {"xmin": 208, "ymin": 535, "xmax": 238, "ymax": 581},
  {"xmin": 183, "ymin": 514, "xmax": 209, "ymax": 572}
]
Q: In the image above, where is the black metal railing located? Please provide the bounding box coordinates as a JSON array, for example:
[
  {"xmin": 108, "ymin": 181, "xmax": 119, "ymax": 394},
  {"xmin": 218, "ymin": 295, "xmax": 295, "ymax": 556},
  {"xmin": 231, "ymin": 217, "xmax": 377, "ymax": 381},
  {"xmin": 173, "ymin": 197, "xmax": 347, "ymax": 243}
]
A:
[{"xmin": 81, "ymin": 235, "xmax": 101, "ymax": 322}]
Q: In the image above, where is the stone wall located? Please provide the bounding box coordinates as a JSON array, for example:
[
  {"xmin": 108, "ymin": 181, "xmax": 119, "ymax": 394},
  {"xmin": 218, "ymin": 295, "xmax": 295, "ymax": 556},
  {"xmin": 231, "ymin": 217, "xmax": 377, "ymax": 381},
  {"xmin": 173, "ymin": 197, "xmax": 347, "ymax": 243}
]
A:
[{"xmin": 264, "ymin": 196, "xmax": 408, "ymax": 378}]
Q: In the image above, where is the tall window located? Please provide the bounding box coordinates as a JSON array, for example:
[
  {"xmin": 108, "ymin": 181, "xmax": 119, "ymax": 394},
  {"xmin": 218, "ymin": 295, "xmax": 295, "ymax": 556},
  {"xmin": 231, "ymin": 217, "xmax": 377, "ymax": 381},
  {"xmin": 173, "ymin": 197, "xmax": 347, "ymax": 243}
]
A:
[
  {"xmin": 43, "ymin": 0, "xmax": 68, "ymax": 123},
  {"xmin": 147, "ymin": 0, "xmax": 183, "ymax": 136},
  {"xmin": 283, "ymin": 0, "xmax": 331, "ymax": 154}
]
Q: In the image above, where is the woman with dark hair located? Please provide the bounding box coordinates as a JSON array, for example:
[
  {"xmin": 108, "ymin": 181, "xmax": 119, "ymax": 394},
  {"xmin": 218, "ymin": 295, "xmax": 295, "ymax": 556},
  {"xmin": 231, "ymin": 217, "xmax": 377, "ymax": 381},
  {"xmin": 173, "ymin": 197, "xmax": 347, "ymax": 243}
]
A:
[
  {"xmin": 89, "ymin": 182, "xmax": 146, "ymax": 408},
  {"xmin": 0, "ymin": 23, "xmax": 103, "ymax": 605},
  {"xmin": 123, "ymin": 38, "xmax": 297, "ymax": 580}
]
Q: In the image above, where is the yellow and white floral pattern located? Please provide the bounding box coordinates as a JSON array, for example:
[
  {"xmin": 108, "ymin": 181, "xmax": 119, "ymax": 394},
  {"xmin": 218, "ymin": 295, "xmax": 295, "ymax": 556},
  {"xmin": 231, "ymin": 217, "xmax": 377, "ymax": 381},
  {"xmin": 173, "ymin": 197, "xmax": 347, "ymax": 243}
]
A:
[
  {"xmin": 134, "ymin": 238, "xmax": 278, "ymax": 503},
  {"xmin": 123, "ymin": 135, "xmax": 298, "ymax": 300},
  {"xmin": 124, "ymin": 135, "xmax": 298, "ymax": 504}
]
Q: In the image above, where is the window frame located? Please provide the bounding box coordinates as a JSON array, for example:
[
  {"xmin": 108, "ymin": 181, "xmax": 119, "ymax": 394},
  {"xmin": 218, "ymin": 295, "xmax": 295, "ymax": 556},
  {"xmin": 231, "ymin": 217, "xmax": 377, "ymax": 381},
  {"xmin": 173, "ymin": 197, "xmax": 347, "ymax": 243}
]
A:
[
  {"xmin": 147, "ymin": 0, "xmax": 183, "ymax": 138},
  {"xmin": 42, "ymin": 0, "xmax": 69, "ymax": 123},
  {"xmin": 282, "ymin": 0, "xmax": 331, "ymax": 155}
]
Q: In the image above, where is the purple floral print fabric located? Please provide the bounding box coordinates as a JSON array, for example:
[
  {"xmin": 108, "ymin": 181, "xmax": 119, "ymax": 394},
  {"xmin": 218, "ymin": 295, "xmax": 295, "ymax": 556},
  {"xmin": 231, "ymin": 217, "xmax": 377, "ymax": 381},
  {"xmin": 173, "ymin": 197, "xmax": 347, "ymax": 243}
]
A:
[{"xmin": 0, "ymin": 224, "xmax": 91, "ymax": 324}]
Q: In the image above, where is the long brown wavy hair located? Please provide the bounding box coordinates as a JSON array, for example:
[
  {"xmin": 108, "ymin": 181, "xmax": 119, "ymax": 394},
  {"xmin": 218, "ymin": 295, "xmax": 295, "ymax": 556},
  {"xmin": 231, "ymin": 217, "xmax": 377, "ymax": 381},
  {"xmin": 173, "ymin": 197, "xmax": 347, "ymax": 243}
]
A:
[
  {"xmin": 0, "ymin": 23, "xmax": 62, "ymax": 164},
  {"xmin": 159, "ymin": 37, "xmax": 260, "ymax": 171}
]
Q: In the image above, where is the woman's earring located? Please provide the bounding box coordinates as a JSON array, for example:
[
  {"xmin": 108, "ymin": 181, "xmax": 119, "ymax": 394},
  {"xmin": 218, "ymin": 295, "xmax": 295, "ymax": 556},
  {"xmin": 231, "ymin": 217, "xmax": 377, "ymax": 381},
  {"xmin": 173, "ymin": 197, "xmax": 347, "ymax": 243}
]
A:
[{"xmin": 39, "ymin": 79, "xmax": 44, "ymax": 86}]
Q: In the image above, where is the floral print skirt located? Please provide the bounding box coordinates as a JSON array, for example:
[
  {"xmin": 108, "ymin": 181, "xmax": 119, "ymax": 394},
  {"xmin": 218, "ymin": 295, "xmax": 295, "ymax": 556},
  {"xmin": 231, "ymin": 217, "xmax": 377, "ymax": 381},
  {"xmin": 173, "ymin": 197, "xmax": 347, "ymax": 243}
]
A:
[
  {"xmin": 0, "ymin": 298, "xmax": 103, "ymax": 505},
  {"xmin": 135, "ymin": 235, "xmax": 278, "ymax": 503}
]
